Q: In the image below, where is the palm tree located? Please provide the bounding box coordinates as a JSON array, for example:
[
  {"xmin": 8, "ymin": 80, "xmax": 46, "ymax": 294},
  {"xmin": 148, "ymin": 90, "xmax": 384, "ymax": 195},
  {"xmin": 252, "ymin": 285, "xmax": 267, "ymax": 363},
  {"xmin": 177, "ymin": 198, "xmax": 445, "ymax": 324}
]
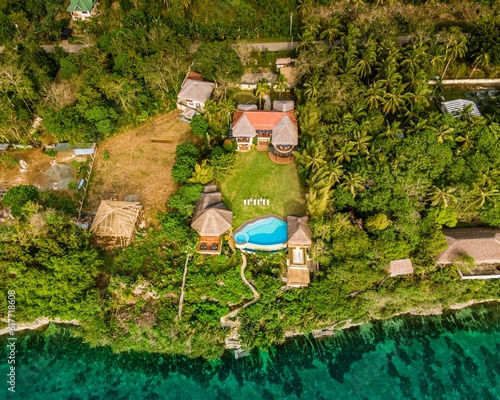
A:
[
  {"xmin": 356, "ymin": 39, "xmax": 377, "ymax": 81},
  {"xmin": 297, "ymin": 0, "xmax": 313, "ymax": 18},
  {"xmin": 350, "ymin": 131, "xmax": 372, "ymax": 155},
  {"xmin": 378, "ymin": 120, "xmax": 402, "ymax": 140},
  {"xmin": 365, "ymin": 82, "xmax": 385, "ymax": 111},
  {"xmin": 274, "ymin": 74, "xmax": 288, "ymax": 100},
  {"xmin": 427, "ymin": 186, "xmax": 456, "ymax": 208},
  {"xmin": 216, "ymin": 99, "xmax": 236, "ymax": 126},
  {"xmin": 188, "ymin": 160, "xmax": 214, "ymax": 185},
  {"xmin": 306, "ymin": 185, "xmax": 332, "ymax": 220},
  {"xmin": 434, "ymin": 124, "xmax": 455, "ymax": 143},
  {"xmin": 333, "ymin": 142, "xmax": 357, "ymax": 164},
  {"xmin": 441, "ymin": 28, "xmax": 467, "ymax": 78},
  {"xmin": 255, "ymin": 78, "xmax": 269, "ymax": 109},
  {"xmin": 296, "ymin": 29, "xmax": 315, "ymax": 52},
  {"xmin": 469, "ymin": 52, "xmax": 491, "ymax": 78},
  {"xmin": 304, "ymin": 16, "xmax": 321, "ymax": 38},
  {"xmin": 468, "ymin": 184, "xmax": 499, "ymax": 209},
  {"xmin": 340, "ymin": 172, "xmax": 365, "ymax": 198},
  {"xmin": 455, "ymin": 130, "xmax": 476, "ymax": 150},
  {"xmin": 293, "ymin": 140, "xmax": 327, "ymax": 171},
  {"xmin": 382, "ymin": 83, "xmax": 410, "ymax": 115},
  {"xmin": 303, "ymin": 72, "xmax": 323, "ymax": 99},
  {"xmin": 320, "ymin": 16, "xmax": 342, "ymax": 45}
]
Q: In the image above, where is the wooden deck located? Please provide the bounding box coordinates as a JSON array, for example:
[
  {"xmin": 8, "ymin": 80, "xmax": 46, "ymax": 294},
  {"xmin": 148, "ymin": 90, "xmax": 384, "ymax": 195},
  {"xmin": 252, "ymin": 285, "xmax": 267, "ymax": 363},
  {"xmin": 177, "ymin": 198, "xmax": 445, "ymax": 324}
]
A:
[{"xmin": 268, "ymin": 151, "xmax": 294, "ymax": 164}]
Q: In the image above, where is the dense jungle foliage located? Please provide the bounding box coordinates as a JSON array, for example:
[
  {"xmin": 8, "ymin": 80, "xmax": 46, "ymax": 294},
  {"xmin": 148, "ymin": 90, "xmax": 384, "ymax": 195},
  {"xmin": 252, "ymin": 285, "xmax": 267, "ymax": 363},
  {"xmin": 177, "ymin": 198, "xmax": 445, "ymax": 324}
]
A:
[{"xmin": 1, "ymin": 0, "xmax": 500, "ymax": 359}]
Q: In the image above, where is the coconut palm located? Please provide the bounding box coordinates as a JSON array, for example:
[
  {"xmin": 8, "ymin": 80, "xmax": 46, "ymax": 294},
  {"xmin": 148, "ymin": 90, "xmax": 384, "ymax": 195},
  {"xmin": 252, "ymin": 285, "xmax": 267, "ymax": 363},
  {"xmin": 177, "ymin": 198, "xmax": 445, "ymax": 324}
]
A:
[
  {"xmin": 350, "ymin": 131, "xmax": 372, "ymax": 155},
  {"xmin": 216, "ymin": 99, "xmax": 236, "ymax": 126},
  {"xmin": 333, "ymin": 141, "xmax": 357, "ymax": 164},
  {"xmin": 255, "ymin": 78, "xmax": 269, "ymax": 109},
  {"xmin": 365, "ymin": 82, "xmax": 386, "ymax": 111},
  {"xmin": 427, "ymin": 186, "xmax": 457, "ymax": 208},
  {"xmin": 356, "ymin": 39, "xmax": 377, "ymax": 81},
  {"xmin": 455, "ymin": 130, "xmax": 476, "ymax": 150},
  {"xmin": 468, "ymin": 184, "xmax": 499, "ymax": 209},
  {"xmin": 297, "ymin": 0, "xmax": 313, "ymax": 18},
  {"xmin": 441, "ymin": 28, "xmax": 468, "ymax": 78},
  {"xmin": 293, "ymin": 140, "xmax": 327, "ymax": 171},
  {"xmin": 381, "ymin": 83, "xmax": 410, "ymax": 115},
  {"xmin": 469, "ymin": 52, "xmax": 491, "ymax": 78},
  {"xmin": 320, "ymin": 16, "xmax": 342, "ymax": 45},
  {"xmin": 306, "ymin": 185, "xmax": 332, "ymax": 220},
  {"xmin": 340, "ymin": 171, "xmax": 365, "ymax": 198},
  {"xmin": 274, "ymin": 74, "xmax": 288, "ymax": 100},
  {"xmin": 296, "ymin": 29, "xmax": 315, "ymax": 52},
  {"xmin": 378, "ymin": 120, "xmax": 402, "ymax": 140},
  {"xmin": 303, "ymin": 72, "xmax": 323, "ymax": 99}
]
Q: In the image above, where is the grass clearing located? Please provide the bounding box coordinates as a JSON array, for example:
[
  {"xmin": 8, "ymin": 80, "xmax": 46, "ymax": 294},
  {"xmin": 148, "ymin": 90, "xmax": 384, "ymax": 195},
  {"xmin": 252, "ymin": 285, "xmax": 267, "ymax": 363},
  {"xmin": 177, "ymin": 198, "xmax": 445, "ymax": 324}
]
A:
[
  {"xmin": 218, "ymin": 151, "xmax": 306, "ymax": 228},
  {"xmin": 86, "ymin": 111, "xmax": 199, "ymax": 225}
]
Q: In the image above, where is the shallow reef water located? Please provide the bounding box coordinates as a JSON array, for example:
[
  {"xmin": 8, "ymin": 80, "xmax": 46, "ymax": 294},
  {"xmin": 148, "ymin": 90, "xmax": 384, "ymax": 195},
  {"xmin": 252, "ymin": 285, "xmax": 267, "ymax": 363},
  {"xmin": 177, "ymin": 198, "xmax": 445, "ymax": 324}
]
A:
[{"xmin": 1, "ymin": 303, "xmax": 499, "ymax": 399}]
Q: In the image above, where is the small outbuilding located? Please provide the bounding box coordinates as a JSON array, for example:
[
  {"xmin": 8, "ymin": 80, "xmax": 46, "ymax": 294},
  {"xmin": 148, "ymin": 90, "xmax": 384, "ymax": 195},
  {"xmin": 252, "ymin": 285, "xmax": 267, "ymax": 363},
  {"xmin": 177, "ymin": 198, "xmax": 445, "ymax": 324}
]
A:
[
  {"xmin": 67, "ymin": 0, "xmax": 99, "ymax": 21},
  {"xmin": 389, "ymin": 259, "xmax": 414, "ymax": 277},
  {"xmin": 286, "ymin": 216, "xmax": 313, "ymax": 287},
  {"xmin": 177, "ymin": 72, "xmax": 215, "ymax": 120},
  {"xmin": 437, "ymin": 228, "xmax": 500, "ymax": 264},
  {"xmin": 191, "ymin": 186, "xmax": 233, "ymax": 254},
  {"xmin": 90, "ymin": 200, "xmax": 142, "ymax": 246},
  {"xmin": 440, "ymin": 99, "xmax": 481, "ymax": 118}
]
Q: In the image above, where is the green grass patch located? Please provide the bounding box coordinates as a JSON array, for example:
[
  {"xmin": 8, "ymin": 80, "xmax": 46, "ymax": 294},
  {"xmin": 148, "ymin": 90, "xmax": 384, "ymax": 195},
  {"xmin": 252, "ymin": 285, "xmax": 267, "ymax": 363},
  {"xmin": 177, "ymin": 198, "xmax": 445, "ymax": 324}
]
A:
[
  {"xmin": 232, "ymin": 90, "xmax": 256, "ymax": 105},
  {"xmin": 218, "ymin": 151, "xmax": 306, "ymax": 228}
]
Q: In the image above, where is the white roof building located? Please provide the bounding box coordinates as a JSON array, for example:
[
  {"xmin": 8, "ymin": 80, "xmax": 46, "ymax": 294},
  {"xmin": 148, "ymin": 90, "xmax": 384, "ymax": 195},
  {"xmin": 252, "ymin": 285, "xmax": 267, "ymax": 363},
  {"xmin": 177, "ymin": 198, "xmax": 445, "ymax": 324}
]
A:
[{"xmin": 440, "ymin": 99, "xmax": 481, "ymax": 118}]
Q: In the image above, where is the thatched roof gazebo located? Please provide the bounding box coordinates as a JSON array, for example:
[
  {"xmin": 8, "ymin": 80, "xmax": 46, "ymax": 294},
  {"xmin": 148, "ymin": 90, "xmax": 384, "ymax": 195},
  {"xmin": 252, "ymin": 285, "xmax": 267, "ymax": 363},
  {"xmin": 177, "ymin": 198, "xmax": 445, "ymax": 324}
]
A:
[
  {"xmin": 191, "ymin": 186, "xmax": 233, "ymax": 254},
  {"xmin": 287, "ymin": 216, "xmax": 312, "ymax": 246},
  {"xmin": 90, "ymin": 200, "xmax": 142, "ymax": 246},
  {"xmin": 286, "ymin": 216, "xmax": 313, "ymax": 288}
]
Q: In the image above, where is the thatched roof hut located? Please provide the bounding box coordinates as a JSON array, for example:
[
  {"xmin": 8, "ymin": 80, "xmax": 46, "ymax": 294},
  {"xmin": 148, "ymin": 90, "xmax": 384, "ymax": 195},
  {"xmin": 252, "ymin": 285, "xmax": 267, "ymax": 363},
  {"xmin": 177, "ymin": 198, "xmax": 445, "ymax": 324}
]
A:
[
  {"xmin": 90, "ymin": 200, "xmax": 142, "ymax": 244},
  {"xmin": 389, "ymin": 259, "xmax": 414, "ymax": 277},
  {"xmin": 437, "ymin": 228, "xmax": 500, "ymax": 264},
  {"xmin": 287, "ymin": 216, "xmax": 312, "ymax": 246},
  {"xmin": 272, "ymin": 116, "xmax": 298, "ymax": 146},
  {"xmin": 191, "ymin": 188, "xmax": 233, "ymax": 237}
]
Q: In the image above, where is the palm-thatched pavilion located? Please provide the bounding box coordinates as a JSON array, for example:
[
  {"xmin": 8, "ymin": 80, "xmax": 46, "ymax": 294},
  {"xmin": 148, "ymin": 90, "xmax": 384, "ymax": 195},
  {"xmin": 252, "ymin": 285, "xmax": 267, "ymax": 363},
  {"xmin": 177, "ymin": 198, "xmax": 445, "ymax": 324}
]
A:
[
  {"xmin": 191, "ymin": 185, "xmax": 233, "ymax": 254},
  {"xmin": 286, "ymin": 216, "xmax": 313, "ymax": 287},
  {"xmin": 90, "ymin": 200, "xmax": 142, "ymax": 246}
]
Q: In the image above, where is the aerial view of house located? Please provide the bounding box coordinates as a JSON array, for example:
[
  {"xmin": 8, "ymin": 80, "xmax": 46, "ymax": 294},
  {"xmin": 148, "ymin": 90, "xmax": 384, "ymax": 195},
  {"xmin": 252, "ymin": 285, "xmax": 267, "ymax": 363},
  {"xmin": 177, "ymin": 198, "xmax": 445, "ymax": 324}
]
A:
[{"xmin": 1, "ymin": 0, "xmax": 500, "ymax": 397}]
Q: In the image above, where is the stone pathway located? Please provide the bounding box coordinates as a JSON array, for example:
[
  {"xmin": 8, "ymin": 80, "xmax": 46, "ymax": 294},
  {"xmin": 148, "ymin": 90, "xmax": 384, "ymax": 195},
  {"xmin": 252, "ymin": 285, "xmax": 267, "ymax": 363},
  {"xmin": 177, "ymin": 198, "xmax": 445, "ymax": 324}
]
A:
[{"xmin": 220, "ymin": 252, "xmax": 260, "ymax": 350}]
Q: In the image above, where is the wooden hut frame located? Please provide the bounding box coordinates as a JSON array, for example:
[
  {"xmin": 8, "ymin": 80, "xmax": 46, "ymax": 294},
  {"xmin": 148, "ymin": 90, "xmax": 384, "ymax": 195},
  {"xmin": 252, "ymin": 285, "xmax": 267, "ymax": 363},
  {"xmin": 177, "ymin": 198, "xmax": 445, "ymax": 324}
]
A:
[{"xmin": 90, "ymin": 200, "xmax": 142, "ymax": 246}]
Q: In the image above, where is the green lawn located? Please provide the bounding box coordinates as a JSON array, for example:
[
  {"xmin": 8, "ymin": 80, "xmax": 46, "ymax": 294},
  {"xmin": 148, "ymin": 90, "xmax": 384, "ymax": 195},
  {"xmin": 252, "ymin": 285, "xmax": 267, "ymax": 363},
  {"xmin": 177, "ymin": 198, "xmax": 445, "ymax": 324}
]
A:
[{"xmin": 218, "ymin": 151, "xmax": 306, "ymax": 228}]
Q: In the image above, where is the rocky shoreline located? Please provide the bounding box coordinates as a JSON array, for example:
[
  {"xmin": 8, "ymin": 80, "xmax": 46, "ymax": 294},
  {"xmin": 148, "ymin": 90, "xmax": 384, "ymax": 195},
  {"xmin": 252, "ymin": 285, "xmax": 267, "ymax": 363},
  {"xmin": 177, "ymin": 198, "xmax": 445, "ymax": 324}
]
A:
[{"xmin": 0, "ymin": 317, "xmax": 81, "ymax": 336}]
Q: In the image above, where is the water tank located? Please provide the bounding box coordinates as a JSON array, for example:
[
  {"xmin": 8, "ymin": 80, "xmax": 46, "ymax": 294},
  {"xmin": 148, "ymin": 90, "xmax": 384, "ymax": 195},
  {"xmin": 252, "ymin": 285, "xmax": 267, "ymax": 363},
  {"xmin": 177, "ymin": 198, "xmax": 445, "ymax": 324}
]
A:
[
  {"xmin": 273, "ymin": 100, "xmax": 294, "ymax": 112},
  {"xmin": 237, "ymin": 104, "xmax": 258, "ymax": 111}
]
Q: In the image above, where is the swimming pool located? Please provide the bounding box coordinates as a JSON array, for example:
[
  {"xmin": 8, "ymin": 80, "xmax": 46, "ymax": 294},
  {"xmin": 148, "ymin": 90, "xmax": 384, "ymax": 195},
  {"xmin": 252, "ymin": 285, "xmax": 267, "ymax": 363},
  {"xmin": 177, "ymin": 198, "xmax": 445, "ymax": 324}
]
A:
[{"xmin": 234, "ymin": 215, "xmax": 288, "ymax": 251}]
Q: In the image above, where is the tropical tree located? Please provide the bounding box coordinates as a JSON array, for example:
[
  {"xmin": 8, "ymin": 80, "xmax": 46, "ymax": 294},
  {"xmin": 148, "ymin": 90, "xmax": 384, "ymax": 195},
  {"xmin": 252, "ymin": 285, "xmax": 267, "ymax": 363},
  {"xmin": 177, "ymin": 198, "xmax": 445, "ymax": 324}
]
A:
[
  {"xmin": 255, "ymin": 78, "xmax": 270, "ymax": 109},
  {"xmin": 320, "ymin": 16, "xmax": 342, "ymax": 45},
  {"xmin": 303, "ymin": 72, "xmax": 323, "ymax": 100},
  {"xmin": 333, "ymin": 141, "xmax": 357, "ymax": 164},
  {"xmin": 469, "ymin": 52, "xmax": 491, "ymax": 78},
  {"xmin": 189, "ymin": 160, "xmax": 214, "ymax": 185},
  {"xmin": 340, "ymin": 172, "xmax": 365, "ymax": 198},
  {"xmin": 427, "ymin": 186, "xmax": 457, "ymax": 208},
  {"xmin": 441, "ymin": 28, "xmax": 468, "ymax": 78},
  {"xmin": 274, "ymin": 74, "xmax": 288, "ymax": 100},
  {"xmin": 294, "ymin": 140, "xmax": 327, "ymax": 171}
]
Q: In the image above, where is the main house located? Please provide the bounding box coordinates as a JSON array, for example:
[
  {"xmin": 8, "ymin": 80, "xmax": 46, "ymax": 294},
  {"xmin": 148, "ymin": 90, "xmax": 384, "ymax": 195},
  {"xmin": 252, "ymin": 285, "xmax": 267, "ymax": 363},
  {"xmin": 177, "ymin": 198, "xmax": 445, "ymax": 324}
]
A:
[
  {"xmin": 67, "ymin": 0, "xmax": 99, "ymax": 21},
  {"xmin": 230, "ymin": 100, "xmax": 298, "ymax": 162},
  {"xmin": 177, "ymin": 72, "xmax": 215, "ymax": 121}
]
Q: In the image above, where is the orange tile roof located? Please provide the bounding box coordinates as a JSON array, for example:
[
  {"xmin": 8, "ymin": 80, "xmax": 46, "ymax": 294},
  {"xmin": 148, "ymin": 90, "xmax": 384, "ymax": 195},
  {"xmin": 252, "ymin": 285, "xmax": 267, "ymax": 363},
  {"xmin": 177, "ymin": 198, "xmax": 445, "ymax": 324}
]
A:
[{"xmin": 232, "ymin": 110, "xmax": 297, "ymax": 130}]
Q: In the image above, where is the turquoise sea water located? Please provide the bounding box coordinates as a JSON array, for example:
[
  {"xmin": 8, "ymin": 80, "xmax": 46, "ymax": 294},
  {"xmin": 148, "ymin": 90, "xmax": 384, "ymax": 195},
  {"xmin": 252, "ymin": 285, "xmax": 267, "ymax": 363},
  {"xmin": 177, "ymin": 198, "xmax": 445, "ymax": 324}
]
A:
[
  {"xmin": 234, "ymin": 217, "xmax": 287, "ymax": 246},
  {"xmin": 2, "ymin": 303, "xmax": 500, "ymax": 399}
]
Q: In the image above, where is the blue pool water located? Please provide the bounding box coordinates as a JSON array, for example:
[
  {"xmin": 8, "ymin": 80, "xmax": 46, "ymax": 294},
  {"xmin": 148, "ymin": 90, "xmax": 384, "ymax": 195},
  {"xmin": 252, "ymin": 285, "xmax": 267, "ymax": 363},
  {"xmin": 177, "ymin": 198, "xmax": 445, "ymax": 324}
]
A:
[{"xmin": 234, "ymin": 216, "xmax": 287, "ymax": 246}]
